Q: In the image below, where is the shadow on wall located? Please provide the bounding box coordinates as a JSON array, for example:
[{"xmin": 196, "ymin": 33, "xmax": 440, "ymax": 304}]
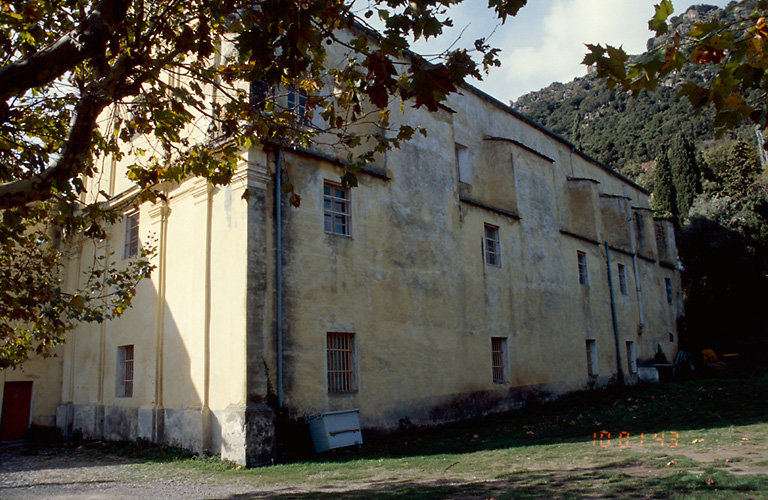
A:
[{"xmin": 58, "ymin": 266, "xmax": 273, "ymax": 466}]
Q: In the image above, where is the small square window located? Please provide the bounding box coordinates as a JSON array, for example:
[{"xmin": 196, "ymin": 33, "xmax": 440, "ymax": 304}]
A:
[
  {"xmin": 665, "ymin": 278, "xmax": 673, "ymax": 305},
  {"xmin": 618, "ymin": 263, "xmax": 628, "ymax": 295},
  {"xmin": 327, "ymin": 332, "xmax": 355, "ymax": 393},
  {"xmin": 116, "ymin": 345, "xmax": 134, "ymax": 398},
  {"xmin": 123, "ymin": 212, "xmax": 139, "ymax": 259},
  {"xmin": 577, "ymin": 251, "xmax": 589, "ymax": 286},
  {"xmin": 491, "ymin": 337, "xmax": 509, "ymax": 384},
  {"xmin": 484, "ymin": 224, "xmax": 501, "ymax": 267},
  {"xmin": 323, "ymin": 182, "xmax": 351, "ymax": 236},
  {"xmin": 586, "ymin": 339, "xmax": 598, "ymax": 377}
]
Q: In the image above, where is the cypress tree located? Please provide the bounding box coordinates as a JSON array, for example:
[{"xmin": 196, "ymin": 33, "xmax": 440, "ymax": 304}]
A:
[
  {"xmin": 722, "ymin": 139, "xmax": 761, "ymax": 197},
  {"xmin": 670, "ymin": 134, "xmax": 702, "ymax": 222},
  {"xmin": 653, "ymin": 152, "xmax": 678, "ymax": 219}
]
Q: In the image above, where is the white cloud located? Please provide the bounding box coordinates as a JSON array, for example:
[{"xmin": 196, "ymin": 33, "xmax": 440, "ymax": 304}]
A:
[{"xmin": 492, "ymin": 0, "xmax": 657, "ymax": 100}]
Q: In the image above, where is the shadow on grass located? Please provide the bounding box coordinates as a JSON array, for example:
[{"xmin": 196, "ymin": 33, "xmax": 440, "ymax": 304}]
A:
[
  {"xmin": 7, "ymin": 371, "xmax": 767, "ymax": 475},
  {"xmin": 223, "ymin": 466, "xmax": 768, "ymax": 499},
  {"xmin": 300, "ymin": 371, "xmax": 768, "ymax": 464}
]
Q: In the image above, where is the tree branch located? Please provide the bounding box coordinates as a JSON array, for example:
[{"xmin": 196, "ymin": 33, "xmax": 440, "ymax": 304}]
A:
[
  {"xmin": 0, "ymin": 0, "xmax": 131, "ymax": 103},
  {"xmin": 0, "ymin": 52, "xmax": 138, "ymax": 210}
]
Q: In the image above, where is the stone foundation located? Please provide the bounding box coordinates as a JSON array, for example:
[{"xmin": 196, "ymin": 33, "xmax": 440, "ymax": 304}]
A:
[{"xmin": 55, "ymin": 402, "xmax": 275, "ymax": 466}]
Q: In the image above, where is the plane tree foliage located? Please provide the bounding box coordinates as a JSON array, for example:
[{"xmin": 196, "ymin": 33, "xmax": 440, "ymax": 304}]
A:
[{"xmin": 0, "ymin": 0, "xmax": 527, "ymax": 368}]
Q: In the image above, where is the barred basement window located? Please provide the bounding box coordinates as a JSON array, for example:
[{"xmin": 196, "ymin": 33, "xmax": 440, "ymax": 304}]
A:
[
  {"xmin": 491, "ymin": 337, "xmax": 508, "ymax": 384},
  {"xmin": 665, "ymin": 278, "xmax": 673, "ymax": 305},
  {"xmin": 116, "ymin": 345, "xmax": 134, "ymax": 398},
  {"xmin": 484, "ymin": 224, "xmax": 501, "ymax": 267},
  {"xmin": 577, "ymin": 251, "xmax": 589, "ymax": 286},
  {"xmin": 323, "ymin": 182, "xmax": 351, "ymax": 236},
  {"xmin": 618, "ymin": 263, "xmax": 628, "ymax": 295},
  {"xmin": 327, "ymin": 332, "xmax": 355, "ymax": 393},
  {"xmin": 123, "ymin": 212, "xmax": 139, "ymax": 259}
]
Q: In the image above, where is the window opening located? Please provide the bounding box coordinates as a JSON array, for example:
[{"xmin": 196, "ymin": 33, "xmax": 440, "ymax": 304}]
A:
[
  {"xmin": 578, "ymin": 251, "xmax": 589, "ymax": 286},
  {"xmin": 116, "ymin": 345, "xmax": 134, "ymax": 398},
  {"xmin": 484, "ymin": 224, "xmax": 501, "ymax": 267},
  {"xmin": 327, "ymin": 332, "xmax": 355, "ymax": 393},
  {"xmin": 323, "ymin": 182, "xmax": 351, "ymax": 236}
]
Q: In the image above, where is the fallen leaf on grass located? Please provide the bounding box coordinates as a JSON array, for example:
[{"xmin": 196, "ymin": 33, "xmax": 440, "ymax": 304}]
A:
[
  {"xmin": 666, "ymin": 459, "xmax": 678, "ymax": 467},
  {"xmin": 705, "ymin": 477, "xmax": 715, "ymax": 486},
  {"xmin": 692, "ymin": 438, "xmax": 703, "ymax": 444},
  {"xmin": 741, "ymin": 438, "xmax": 750, "ymax": 441}
]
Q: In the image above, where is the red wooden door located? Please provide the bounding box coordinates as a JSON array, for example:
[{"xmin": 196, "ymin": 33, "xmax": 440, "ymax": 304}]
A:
[{"xmin": 0, "ymin": 381, "xmax": 33, "ymax": 441}]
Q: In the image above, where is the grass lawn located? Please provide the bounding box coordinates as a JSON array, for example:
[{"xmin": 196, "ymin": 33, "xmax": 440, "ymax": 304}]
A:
[{"xmin": 72, "ymin": 371, "xmax": 768, "ymax": 498}]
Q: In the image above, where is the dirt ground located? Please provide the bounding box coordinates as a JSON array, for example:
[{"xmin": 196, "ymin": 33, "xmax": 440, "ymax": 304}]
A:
[{"xmin": 2, "ymin": 438, "xmax": 768, "ymax": 499}]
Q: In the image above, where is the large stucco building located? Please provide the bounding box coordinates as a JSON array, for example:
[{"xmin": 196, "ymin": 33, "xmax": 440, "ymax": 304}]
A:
[{"xmin": 1, "ymin": 43, "xmax": 683, "ymax": 464}]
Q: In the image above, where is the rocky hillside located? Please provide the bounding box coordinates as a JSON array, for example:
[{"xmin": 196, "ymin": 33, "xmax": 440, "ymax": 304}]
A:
[{"xmin": 511, "ymin": 3, "xmax": 751, "ymax": 174}]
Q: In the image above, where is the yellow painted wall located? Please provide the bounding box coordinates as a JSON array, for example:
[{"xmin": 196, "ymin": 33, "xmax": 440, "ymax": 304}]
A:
[{"xmin": 0, "ymin": 49, "xmax": 683, "ymax": 459}]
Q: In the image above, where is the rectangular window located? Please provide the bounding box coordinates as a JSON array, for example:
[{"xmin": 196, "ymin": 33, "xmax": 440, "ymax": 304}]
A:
[
  {"xmin": 455, "ymin": 144, "xmax": 470, "ymax": 183},
  {"xmin": 323, "ymin": 182, "xmax": 351, "ymax": 236},
  {"xmin": 634, "ymin": 212, "xmax": 645, "ymax": 244},
  {"xmin": 655, "ymin": 220, "xmax": 668, "ymax": 257},
  {"xmin": 287, "ymin": 88, "xmax": 309, "ymax": 125},
  {"xmin": 626, "ymin": 341, "xmax": 638, "ymax": 375},
  {"xmin": 123, "ymin": 212, "xmax": 139, "ymax": 259},
  {"xmin": 484, "ymin": 224, "xmax": 501, "ymax": 267},
  {"xmin": 665, "ymin": 278, "xmax": 673, "ymax": 305},
  {"xmin": 577, "ymin": 251, "xmax": 589, "ymax": 286},
  {"xmin": 327, "ymin": 332, "xmax": 355, "ymax": 393},
  {"xmin": 618, "ymin": 263, "xmax": 628, "ymax": 295},
  {"xmin": 491, "ymin": 337, "xmax": 508, "ymax": 384},
  {"xmin": 586, "ymin": 339, "xmax": 598, "ymax": 377},
  {"xmin": 249, "ymin": 80, "xmax": 269, "ymax": 110},
  {"xmin": 116, "ymin": 345, "xmax": 134, "ymax": 398}
]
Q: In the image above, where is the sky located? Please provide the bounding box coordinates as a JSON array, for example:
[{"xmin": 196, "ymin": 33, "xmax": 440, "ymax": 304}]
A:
[{"xmin": 404, "ymin": 0, "xmax": 732, "ymax": 103}]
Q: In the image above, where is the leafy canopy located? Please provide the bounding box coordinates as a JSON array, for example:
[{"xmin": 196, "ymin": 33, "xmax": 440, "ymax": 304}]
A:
[{"xmin": 0, "ymin": 0, "xmax": 526, "ymax": 367}]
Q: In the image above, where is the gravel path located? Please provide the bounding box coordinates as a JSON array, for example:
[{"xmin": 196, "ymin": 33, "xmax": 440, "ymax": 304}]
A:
[{"xmin": 0, "ymin": 444, "xmax": 262, "ymax": 499}]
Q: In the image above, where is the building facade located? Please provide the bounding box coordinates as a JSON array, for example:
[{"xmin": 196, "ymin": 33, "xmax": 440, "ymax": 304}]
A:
[{"xmin": 0, "ymin": 77, "xmax": 683, "ymax": 465}]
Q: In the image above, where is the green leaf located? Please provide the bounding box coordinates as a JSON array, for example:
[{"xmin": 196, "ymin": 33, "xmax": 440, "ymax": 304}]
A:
[{"xmin": 649, "ymin": 0, "xmax": 674, "ymax": 36}]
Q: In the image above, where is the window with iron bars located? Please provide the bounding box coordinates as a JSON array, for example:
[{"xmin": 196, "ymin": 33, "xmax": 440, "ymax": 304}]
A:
[
  {"xmin": 116, "ymin": 345, "xmax": 134, "ymax": 398},
  {"xmin": 327, "ymin": 332, "xmax": 355, "ymax": 393},
  {"xmin": 491, "ymin": 337, "xmax": 508, "ymax": 384}
]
